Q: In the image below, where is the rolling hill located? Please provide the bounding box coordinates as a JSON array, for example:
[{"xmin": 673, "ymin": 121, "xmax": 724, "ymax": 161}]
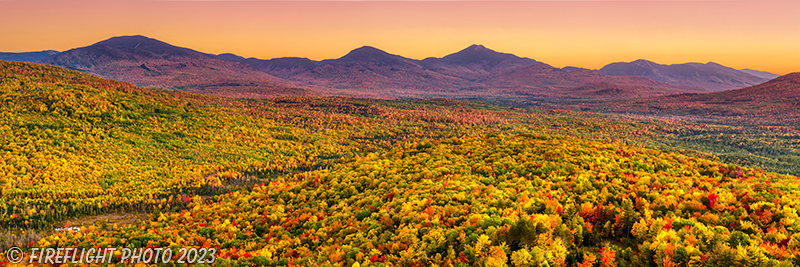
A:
[
  {"xmin": 545, "ymin": 72, "xmax": 800, "ymax": 176},
  {"xmin": 2, "ymin": 59, "xmax": 799, "ymax": 266},
  {"xmin": 37, "ymin": 35, "xmax": 310, "ymax": 97},
  {"xmin": 4, "ymin": 59, "xmax": 721, "ymax": 233},
  {"xmin": 598, "ymin": 59, "xmax": 774, "ymax": 91},
  {"xmin": 583, "ymin": 73, "xmax": 800, "ymax": 119}
]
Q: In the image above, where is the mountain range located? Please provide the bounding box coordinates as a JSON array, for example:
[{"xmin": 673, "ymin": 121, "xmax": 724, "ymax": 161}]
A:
[
  {"xmin": 597, "ymin": 59, "xmax": 773, "ymax": 91},
  {"xmin": 2, "ymin": 35, "xmax": 780, "ymax": 100},
  {"xmin": 0, "ymin": 50, "xmax": 59, "ymax": 62},
  {"xmin": 218, "ymin": 43, "xmax": 708, "ymax": 99}
]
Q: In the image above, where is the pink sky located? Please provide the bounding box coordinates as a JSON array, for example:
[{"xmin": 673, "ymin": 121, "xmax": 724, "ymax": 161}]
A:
[{"xmin": 1, "ymin": 0, "xmax": 798, "ymax": 74}]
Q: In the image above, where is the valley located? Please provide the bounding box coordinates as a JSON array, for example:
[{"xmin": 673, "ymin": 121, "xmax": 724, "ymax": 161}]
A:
[
  {"xmin": 1, "ymin": 0, "xmax": 798, "ymax": 264},
  {"xmin": 0, "ymin": 59, "xmax": 798, "ymax": 266}
]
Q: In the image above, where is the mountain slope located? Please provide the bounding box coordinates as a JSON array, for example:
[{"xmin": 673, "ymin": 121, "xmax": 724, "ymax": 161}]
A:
[
  {"xmin": 293, "ymin": 46, "xmax": 466, "ymax": 95},
  {"xmin": 228, "ymin": 46, "xmax": 471, "ymax": 98},
  {"xmin": 682, "ymin": 72, "xmax": 800, "ymax": 104},
  {"xmin": 0, "ymin": 50, "xmax": 59, "ymax": 62},
  {"xmin": 493, "ymin": 66, "xmax": 706, "ymax": 99},
  {"xmin": 38, "ymin": 35, "xmax": 310, "ymax": 97},
  {"xmin": 575, "ymin": 73, "xmax": 800, "ymax": 121},
  {"xmin": 241, "ymin": 57, "xmax": 320, "ymax": 79},
  {"xmin": 739, "ymin": 68, "xmax": 781, "ymax": 80},
  {"xmin": 598, "ymin": 60, "xmax": 771, "ymax": 91}
]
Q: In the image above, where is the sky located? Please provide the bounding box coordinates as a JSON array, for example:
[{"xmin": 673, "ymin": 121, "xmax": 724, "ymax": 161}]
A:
[{"xmin": 0, "ymin": 0, "xmax": 798, "ymax": 75}]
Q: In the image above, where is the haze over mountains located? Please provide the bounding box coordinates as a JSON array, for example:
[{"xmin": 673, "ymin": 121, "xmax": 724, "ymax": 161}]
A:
[{"xmin": 2, "ymin": 35, "xmax": 780, "ymax": 100}]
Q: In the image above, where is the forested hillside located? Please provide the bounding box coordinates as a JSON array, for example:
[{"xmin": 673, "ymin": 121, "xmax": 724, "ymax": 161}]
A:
[
  {"xmin": 37, "ymin": 135, "xmax": 800, "ymax": 266},
  {"xmin": 1, "ymin": 60, "xmax": 798, "ymax": 266}
]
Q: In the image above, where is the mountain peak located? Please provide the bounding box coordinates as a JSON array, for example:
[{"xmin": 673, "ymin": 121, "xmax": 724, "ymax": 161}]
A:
[
  {"xmin": 456, "ymin": 44, "xmax": 500, "ymax": 54},
  {"xmin": 89, "ymin": 35, "xmax": 190, "ymax": 56},
  {"xmin": 443, "ymin": 44, "xmax": 521, "ymax": 65},
  {"xmin": 466, "ymin": 44, "xmax": 489, "ymax": 51},
  {"xmin": 216, "ymin": 53, "xmax": 247, "ymax": 62},
  {"xmin": 94, "ymin": 35, "xmax": 170, "ymax": 48},
  {"xmin": 339, "ymin": 46, "xmax": 396, "ymax": 61},
  {"xmin": 631, "ymin": 59, "xmax": 657, "ymax": 65},
  {"xmin": 353, "ymin": 46, "xmax": 382, "ymax": 52}
]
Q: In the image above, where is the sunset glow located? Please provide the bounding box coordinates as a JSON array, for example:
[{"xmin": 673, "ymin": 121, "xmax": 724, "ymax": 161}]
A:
[{"xmin": 1, "ymin": 0, "xmax": 798, "ymax": 74}]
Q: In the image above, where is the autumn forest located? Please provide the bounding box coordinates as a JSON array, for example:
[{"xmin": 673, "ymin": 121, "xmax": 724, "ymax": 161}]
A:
[{"xmin": 0, "ymin": 41, "xmax": 798, "ymax": 267}]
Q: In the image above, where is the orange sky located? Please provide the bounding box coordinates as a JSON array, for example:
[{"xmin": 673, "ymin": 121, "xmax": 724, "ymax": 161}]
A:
[{"xmin": 1, "ymin": 0, "xmax": 798, "ymax": 74}]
